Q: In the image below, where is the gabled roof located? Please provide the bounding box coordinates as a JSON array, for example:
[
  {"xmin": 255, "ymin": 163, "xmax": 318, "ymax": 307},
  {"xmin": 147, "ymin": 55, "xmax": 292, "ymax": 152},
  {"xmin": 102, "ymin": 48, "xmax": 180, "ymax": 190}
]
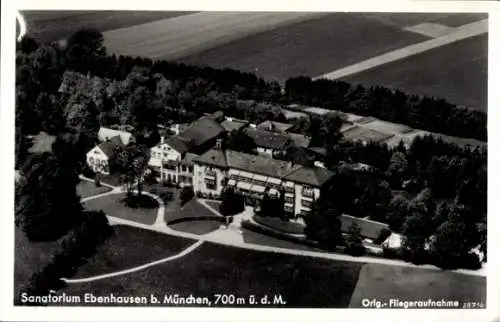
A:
[
  {"xmin": 245, "ymin": 128, "xmax": 292, "ymax": 150},
  {"xmin": 165, "ymin": 135, "xmax": 194, "ymax": 155},
  {"xmin": 257, "ymin": 120, "xmax": 294, "ymax": 133},
  {"xmin": 221, "ymin": 118, "xmax": 249, "ymax": 132},
  {"xmin": 339, "ymin": 214, "xmax": 389, "ymax": 240},
  {"xmin": 193, "ymin": 149, "xmax": 227, "ymax": 168},
  {"xmin": 283, "ymin": 166, "xmax": 334, "ymax": 187},
  {"xmin": 98, "ymin": 127, "xmax": 133, "ymax": 145},
  {"xmin": 288, "ymin": 133, "xmax": 311, "ymax": 148},
  {"xmin": 96, "ymin": 135, "xmax": 124, "ymax": 159},
  {"xmin": 180, "ymin": 152, "xmax": 199, "ymax": 166},
  {"xmin": 225, "ymin": 149, "xmax": 301, "ymax": 178},
  {"xmin": 179, "ymin": 117, "xmax": 225, "ymax": 148}
]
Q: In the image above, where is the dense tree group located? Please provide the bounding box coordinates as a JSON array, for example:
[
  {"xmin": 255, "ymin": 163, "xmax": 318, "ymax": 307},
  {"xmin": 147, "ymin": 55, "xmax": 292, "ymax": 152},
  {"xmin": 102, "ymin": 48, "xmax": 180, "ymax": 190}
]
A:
[{"xmin": 285, "ymin": 76, "xmax": 486, "ymax": 141}]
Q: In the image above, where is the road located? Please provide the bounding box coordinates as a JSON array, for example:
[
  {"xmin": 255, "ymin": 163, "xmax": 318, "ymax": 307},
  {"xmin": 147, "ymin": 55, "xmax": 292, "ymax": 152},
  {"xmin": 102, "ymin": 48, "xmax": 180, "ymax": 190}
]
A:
[
  {"xmin": 74, "ymin": 176, "xmax": 486, "ymax": 281},
  {"xmin": 314, "ymin": 18, "xmax": 488, "ymax": 80}
]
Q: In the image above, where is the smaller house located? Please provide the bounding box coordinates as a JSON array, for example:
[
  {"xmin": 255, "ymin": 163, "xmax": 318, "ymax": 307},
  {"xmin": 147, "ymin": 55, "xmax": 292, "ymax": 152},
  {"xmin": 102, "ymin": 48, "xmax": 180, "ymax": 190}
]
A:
[
  {"xmin": 98, "ymin": 127, "xmax": 134, "ymax": 146},
  {"xmin": 86, "ymin": 136, "xmax": 124, "ymax": 175},
  {"xmin": 339, "ymin": 214, "xmax": 390, "ymax": 243},
  {"xmin": 256, "ymin": 120, "xmax": 294, "ymax": 133},
  {"xmin": 245, "ymin": 128, "xmax": 292, "ymax": 158},
  {"xmin": 220, "ymin": 117, "xmax": 249, "ymax": 132}
]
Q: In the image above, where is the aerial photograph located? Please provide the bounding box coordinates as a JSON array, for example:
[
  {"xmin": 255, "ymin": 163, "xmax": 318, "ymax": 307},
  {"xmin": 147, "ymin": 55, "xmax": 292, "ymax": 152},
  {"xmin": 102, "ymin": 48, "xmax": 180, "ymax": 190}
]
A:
[{"xmin": 13, "ymin": 10, "xmax": 487, "ymax": 309}]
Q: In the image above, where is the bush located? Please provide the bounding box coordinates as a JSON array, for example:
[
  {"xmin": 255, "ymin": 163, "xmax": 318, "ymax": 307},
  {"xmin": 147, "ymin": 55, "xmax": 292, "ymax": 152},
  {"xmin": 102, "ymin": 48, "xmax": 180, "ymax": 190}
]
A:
[
  {"xmin": 180, "ymin": 186, "xmax": 194, "ymax": 205},
  {"xmin": 124, "ymin": 194, "xmax": 157, "ymax": 209},
  {"xmin": 81, "ymin": 163, "xmax": 96, "ymax": 179},
  {"xmin": 219, "ymin": 188, "xmax": 244, "ymax": 216},
  {"xmin": 95, "ymin": 173, "xmax": 101, "ymax": 187},
  {"xmin": 345, "ymin": 243, "xmax": 366, "ymax": 257},
  {"xmin": 373, "ymin": 228, "xmax": 392, "ymax": 245},
  {"xmin": 253, "ymin": 215, "xmax": 305, "ymax": 234}
]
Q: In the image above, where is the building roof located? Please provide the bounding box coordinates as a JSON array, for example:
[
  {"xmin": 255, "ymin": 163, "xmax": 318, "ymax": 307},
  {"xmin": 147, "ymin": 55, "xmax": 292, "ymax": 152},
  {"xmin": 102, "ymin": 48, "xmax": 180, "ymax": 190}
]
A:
[
  {"xmin": 257, "ymin": 120, "xmax": 294, "ymax": 133},
  {"xmin": 98, "ymin": 127, "xmax": 133, "ymax": 145},
  {"xmin": 97, "ymin": 135, "xmax": 124, "ymax": 159},
  {"xmin": 221, "ymin": 118, "xmax": 249, "ymax": 132},
  {"xmin": 342, "ymin": 126, "xmax": 394, "ymax": 144},
  {"xmin": 194, "ymin": 149, "xmax": 333, "ymax": 187},
  {"xmin": 179, "ymin": 117, "xmax": 225, "ymax": 148},
  {"xmin": 225, "ymin": 150, "xmax": 301, "ymax": 179},
  {"xmin": 245, "ymin": 128, "xmax": 292, "ymax": 150},
  {"xmin": 193, "ymin": 149, "xmax": 227, "ymax": 168},
  {"xmin": 165, "ymin": 135, "xmax": 194, "ymax": 155},
  {"xmin": 306, "ymin": 146, "xmax": 327, "ymax": 157},
  {"xmin": 208, "ymin": 110, "xmax": 225, "ymax": 122},
  {"xmin": 180, "ymin": 152, "xmax": 199, "ymax": 166},
  {"xmin": 288, "ymin": 133, "xmax": 311, "ymax": 148},
  {"xmin": 283, "ymin": 166, "xmax": 334, "ymax": 187},
  {"xmin": 339, "ymin": 214, "xmax": 389, "ymax": 240}
]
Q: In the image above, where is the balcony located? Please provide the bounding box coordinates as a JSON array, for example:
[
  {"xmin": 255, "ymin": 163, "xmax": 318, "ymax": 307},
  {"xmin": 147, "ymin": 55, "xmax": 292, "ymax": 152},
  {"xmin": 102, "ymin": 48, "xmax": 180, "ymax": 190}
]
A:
[{"xmin": 205, "ymin": 170, "xmax": 217, "ymax": 179}]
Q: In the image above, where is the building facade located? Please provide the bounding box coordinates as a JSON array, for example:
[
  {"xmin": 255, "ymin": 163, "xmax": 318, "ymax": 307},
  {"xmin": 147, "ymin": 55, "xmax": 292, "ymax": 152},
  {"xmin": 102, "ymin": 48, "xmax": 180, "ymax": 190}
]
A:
[{"xmin": 192, "ymin": 149, "xmax": 333, "ymax": 217}]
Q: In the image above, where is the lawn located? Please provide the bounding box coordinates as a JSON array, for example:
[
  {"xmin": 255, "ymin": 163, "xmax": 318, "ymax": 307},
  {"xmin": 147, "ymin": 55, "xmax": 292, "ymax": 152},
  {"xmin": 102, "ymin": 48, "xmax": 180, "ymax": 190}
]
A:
[
  {"xmin": 177, "ymin": 13, "xmax": 428, "ymax": 83},
  {"xmin": 73, "ymin": 225, "xmax": 195, "ymax": 279},
  {"xmin": 14, "ymin": 227, "xmax": 61, "ymax": 298},
  {"xmin": 348, "ymin": 263, "xmax": 486, "ymax": 308},
  {"xmin": 77, "ymin": 180, "xmax": 112, "ymax": 199},
  {"xmin": 167, "ymin": 199, "xmax": 222, "ymax": 235},
  {"xmin": 343, "ymin": 34, "xmax": 488, "ymax": 112},
  {"xmin": 62, "ymin": 242, "xmax": 363, "ymax": 307},
  {"xmin": 83, "ymin": 193, "xmax": 158, "ymax": 225},
  {"xmin": 22, "ymin": 10, "xmax": 194, "ymax": 43}
]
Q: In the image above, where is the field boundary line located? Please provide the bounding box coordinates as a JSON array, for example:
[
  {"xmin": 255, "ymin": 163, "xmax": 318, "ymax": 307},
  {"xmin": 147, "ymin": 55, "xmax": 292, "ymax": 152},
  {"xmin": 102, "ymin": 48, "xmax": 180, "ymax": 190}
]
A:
[{"xmin": 314, "ymin": 18, "xmax": 488, "ymax": 80}]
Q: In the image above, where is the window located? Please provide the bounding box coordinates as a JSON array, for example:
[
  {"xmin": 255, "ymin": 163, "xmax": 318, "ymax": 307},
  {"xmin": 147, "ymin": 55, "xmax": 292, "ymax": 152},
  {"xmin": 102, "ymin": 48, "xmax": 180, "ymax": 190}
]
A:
[
  {"xmin": 205, "ymin": 178, "xmax": 217, "ymax": 191},
  {"xmin": 285, "ymin": 196, "xmax": 294, "ymax": 204},
  {"xmin": 89, "ymin": 157, "xmax": 95, "ymax": 164},
  {"xmin": 284, "ymin": 206, "xmax": 294, "ymax": 214},
  {"xmin": 301, "ymin": 199, "xmax": 313, "ymax": 209},
  {"xmin": 301, "ymin": 209, "xmax": 312, "ymax": 216},
  {"xmin": 302, "ymin": 186, "xmax": 314, "ymax": 198},
  {"xmin": 284, "ymin": 185, "xmax": 294, "ymax": 193},
  {"xmin": 188, "ymin": 166, "xmax": 193, "ymax": 173}
]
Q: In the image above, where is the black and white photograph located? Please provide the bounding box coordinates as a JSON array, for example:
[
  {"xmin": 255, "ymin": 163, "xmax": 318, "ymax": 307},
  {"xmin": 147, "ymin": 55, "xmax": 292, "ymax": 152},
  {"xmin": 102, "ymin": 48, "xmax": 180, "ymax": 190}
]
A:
[{"xmin": 0, "ymin": 1, "xmax": 498, "ymax": 321}]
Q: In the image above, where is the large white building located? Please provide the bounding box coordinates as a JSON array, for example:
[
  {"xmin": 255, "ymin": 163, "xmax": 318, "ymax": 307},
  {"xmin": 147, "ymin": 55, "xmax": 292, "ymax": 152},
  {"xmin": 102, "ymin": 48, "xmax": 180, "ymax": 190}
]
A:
[{"xmin": 192, "ymin": 148, "xmax": 334, "ymax": 217}]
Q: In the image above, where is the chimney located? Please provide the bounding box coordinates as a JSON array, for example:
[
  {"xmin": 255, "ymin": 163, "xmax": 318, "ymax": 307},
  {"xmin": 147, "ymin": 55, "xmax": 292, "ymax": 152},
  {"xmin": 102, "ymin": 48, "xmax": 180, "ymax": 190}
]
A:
[
  {"xmin": 215, "ymin": 138, "xmax": 223, "ymax": 150},
  {"xmin": 160, "ymin": 136, "xmax": 164, "ymax": 144}
]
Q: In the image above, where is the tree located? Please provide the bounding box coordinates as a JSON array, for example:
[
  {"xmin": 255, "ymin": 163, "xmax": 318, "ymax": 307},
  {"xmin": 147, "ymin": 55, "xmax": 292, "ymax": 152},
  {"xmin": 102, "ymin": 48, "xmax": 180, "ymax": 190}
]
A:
[
  {"xmin": 225, "ymin": 129, "xmax": 256, "ymax": 154},
  {"xmin": 345, "ymin": 223, "xmax": 365, "ymax": 256},
  {"xmin": 429, "ymin": 220, "xmax": 480, "ymax": 269},
  {"xmin": 113, "ymin": 144, "xmax": 150, "ymax": 195},
  {"xmin": 219, "ymin": 187, "xmax": 244, "ymax": 216},
  {"xmin": 15, "ymin": 151, "xmax": 82, "ymax": 241},
  {"xmin": 17, "ymin": 36, "xmax": 39, "ymax": 53},
  {"xmin": 386, "ymin": 195, "xmax": 410, "ymax": 232},
  {"xmin": 65, "ymin": 29, "xmax": 107, "ymax": 74},
  {"xmin": 180, "ymin": 186, "xmax": 194, "ymax": 206},
  {"xmin": 386, "ymin": 151, "xmax": 409, "ymax": 188},
  {"xmin": 401, "ymin": 211, "xmax": 433, "ymax": 262},
  {"xmin": 304, "ymin": 206, "xmax": 343, "ymax": 250}
]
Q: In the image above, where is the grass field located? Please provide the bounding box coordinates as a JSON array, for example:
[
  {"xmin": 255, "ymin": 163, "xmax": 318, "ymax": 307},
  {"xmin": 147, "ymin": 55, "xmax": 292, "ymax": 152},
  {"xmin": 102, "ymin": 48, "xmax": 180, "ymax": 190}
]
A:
[
  {"xmin": 349, "ymin": 263, "xmax": 486, "ymax": 308},
  {"xmin": 343, "ymin": 34, "xmax": 488, "ymax": 111},
  {"xmin": 73, "ymin": 225, "xmax": 195, "ymax": 279},
  {"xmin": 14, "ymin": 227, "xmax": 61, "ymax": 296},
  {"xmin": 103, "ymin": 12, "xmax": 324, "ymax": 61},
  {"xmin": 22, "ymin": 10, "xmax": 194, "ymax": 43},
  {"xmin": 76, "ymin": 180, "xmax": 112, "ymax": 199},
  {"xmin": 359, "ymin": 12, "xmax": 487, "ymax": 28},
  {"xmin": 62, "ymin": 242, "xmax": 363, "ymax": 307},
  {"xmin": 83, "ymin": 193, "xmax": 158, "ymax": 225},
  {"xmin": 178, "ymin": 13, "xmax": 429, "ymax": 83}
]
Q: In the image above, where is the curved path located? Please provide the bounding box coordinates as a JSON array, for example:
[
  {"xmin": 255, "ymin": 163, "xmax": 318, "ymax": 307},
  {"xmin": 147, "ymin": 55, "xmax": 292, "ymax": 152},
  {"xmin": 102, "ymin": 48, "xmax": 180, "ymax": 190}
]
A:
[
  {"xmin": 76, "ymin": 176, "xmax": 486, "ymax": 278},
  {"xmin": 16, "ymin": 10, "xmax": 27, "ymax": 41},
  {"xmin": 314, "ymin": 18, "xmax": 488, "ymax": 80},
  {"xmin": 62, "ymin": 240, "xmax": 203, "ymax": 284}
]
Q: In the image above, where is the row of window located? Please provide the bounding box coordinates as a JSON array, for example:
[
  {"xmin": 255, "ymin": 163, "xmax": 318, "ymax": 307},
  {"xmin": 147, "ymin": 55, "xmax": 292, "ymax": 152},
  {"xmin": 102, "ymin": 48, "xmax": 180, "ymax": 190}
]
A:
[{"xmin": 205, "ymin": 178, "xmax": 217, "ymax": 191}]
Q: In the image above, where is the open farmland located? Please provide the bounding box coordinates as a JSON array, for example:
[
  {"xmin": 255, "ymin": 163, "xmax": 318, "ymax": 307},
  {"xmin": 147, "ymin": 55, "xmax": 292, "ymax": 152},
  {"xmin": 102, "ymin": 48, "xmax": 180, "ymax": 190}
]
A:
[
  {"xmin": 349, "ymin": 263, "xmax": 486, "ymax": 308},
  {"xmin": 343, "ymin": 34, "xmax": 488, "ymax": 111},
  {"xmin": 359, "ymin": 12, "xmax": 487, "ymax": 28},
  {"xmin": 177, "ymin": 13, "xmax": 429, "ymax": 83},
  {"xmin": 103, "ymin": 12, "xmax": 326, "ymax": 61},
  {"xmin": 21, "ymin": 10, "xmax": 194, "ymax": 43}
]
